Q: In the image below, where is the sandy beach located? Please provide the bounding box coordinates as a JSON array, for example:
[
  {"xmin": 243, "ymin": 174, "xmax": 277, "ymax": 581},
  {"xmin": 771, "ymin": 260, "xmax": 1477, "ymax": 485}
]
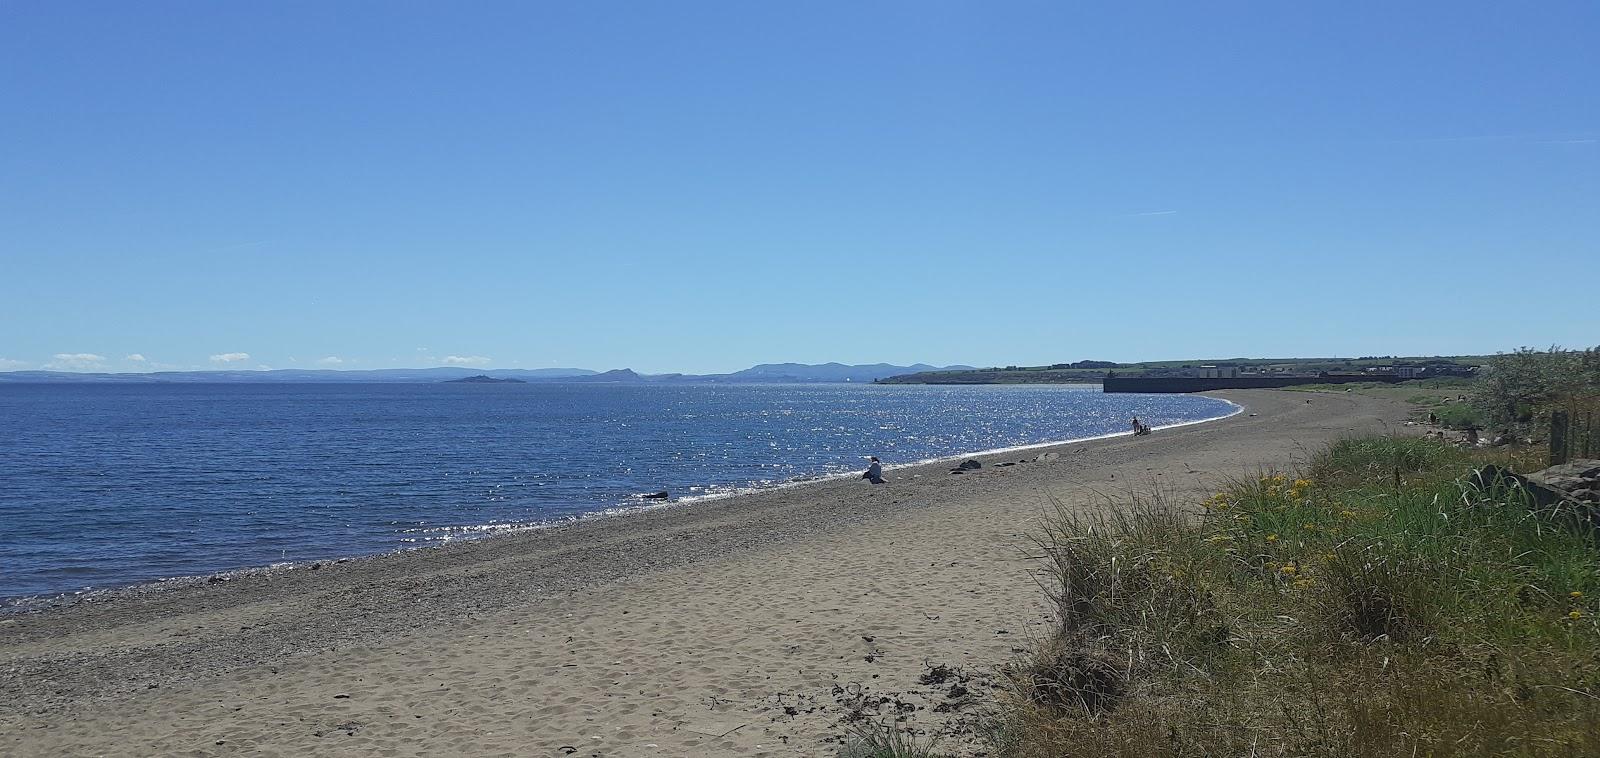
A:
[{"xmin": 0, "ymin": 389, "xmax": 1411, "ymax": 757}]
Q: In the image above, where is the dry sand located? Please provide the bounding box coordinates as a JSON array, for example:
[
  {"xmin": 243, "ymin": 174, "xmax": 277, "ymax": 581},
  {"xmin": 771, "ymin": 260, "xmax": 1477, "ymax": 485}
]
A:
[{"xmin": 0, "ymin": 389, "xmax": 1411, "ymax": 757}]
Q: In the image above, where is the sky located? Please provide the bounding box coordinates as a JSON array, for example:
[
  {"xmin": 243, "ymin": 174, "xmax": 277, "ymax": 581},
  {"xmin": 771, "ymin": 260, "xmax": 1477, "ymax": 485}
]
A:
[{"xmin": 1, "ymin": 2, "xmax": 1595, "ymax": 375}]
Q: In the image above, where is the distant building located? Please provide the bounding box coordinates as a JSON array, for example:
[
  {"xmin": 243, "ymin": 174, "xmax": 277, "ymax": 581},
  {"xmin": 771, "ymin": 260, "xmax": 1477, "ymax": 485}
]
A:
[
  {"xmin": 1198, "ymin": 365, "xmax": 1239, "ymax": 379},
  {"xmin": 1396, "ymin": 366, "xmax": 1422, "ymax": 379}
]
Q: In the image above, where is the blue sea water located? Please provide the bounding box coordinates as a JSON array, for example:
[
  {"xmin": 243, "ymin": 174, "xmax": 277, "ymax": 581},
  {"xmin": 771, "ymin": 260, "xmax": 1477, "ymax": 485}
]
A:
[{"xmin": 0, "ymin": 383, "xmax": 1234, "ymax": 601}]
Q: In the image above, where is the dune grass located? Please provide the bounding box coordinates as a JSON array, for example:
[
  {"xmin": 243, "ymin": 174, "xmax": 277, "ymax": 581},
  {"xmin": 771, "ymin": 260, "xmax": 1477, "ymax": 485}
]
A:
[
  {"xmin": 838, "ymin": 721, "xmax": 946, "ymax": 758},
  {"xmin": 994, "ymin": 436, "xmax": 1600, "ymax": 757}
]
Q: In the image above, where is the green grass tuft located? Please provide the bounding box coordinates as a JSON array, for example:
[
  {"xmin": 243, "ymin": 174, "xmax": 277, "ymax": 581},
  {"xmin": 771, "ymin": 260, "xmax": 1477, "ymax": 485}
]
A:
[
  {"xmin": 837, "ymin": 721, "xmax": 946, "ymax": 758},
  {"xmin": 995, "ymin": 436, "xmax": 1600, "ymax": 757}
]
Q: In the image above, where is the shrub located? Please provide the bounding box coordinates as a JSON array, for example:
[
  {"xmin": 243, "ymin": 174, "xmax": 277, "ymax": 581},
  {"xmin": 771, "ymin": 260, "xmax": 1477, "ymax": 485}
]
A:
[{"xmin": 996, "ymin": 436, "xmax": 1600, "ymax": 757}]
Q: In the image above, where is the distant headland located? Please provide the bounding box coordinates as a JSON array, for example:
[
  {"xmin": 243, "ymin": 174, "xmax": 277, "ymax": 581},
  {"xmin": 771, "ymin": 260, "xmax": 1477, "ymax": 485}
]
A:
[
  {"xmin": 876, "ymin": 355, "xmax": 1486, "ymax": 389},
  {"xmin": 445, "ymin": 375, "xmax": 526, "ymax": 384},
  {"xmin": 0, "ymin": 362, "xmax": 973, "ymax": 385}
]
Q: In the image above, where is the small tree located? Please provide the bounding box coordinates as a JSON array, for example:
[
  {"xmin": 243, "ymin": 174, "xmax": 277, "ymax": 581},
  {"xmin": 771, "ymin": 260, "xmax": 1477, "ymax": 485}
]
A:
[{"xmin": 1473, "ymin": 346, "xmax": 1599, "ymax": 429}]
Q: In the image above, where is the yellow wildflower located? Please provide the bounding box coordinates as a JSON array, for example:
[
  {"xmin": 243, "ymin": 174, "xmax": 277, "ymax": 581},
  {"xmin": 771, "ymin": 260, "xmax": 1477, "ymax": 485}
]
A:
[
  {"xmin": 1293, "ymin": 479, "xmax": 1313, "ymax": 489},
  {"xmin": 1266, "ymin": 533, "xmax": 1279, "ymax": 543},
  {"xmin": 1570, "ymin": 610, "xmax": 1585, "ymax": 621},
  {"xmin": 1571, "ymin": 591, "xmax": 1584, "ymax": 600},
  {"xmin": 1292, "ymin": 578, "xmax": 1314, "ymax": 589},
  {"xmin": 1280, "ymin": 565, "xmax": 1297, "ymax": 575},
  {"xmin": 1340, "ymin": 510, "xmax": 1358, "ymax": 520}
]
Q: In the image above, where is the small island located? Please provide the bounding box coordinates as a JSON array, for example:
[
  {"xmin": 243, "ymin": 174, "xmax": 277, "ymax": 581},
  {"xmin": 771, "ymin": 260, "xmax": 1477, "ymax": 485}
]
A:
[{"xmin": 444, "ymin": 375, "xmax": 526, "ymax": 384}]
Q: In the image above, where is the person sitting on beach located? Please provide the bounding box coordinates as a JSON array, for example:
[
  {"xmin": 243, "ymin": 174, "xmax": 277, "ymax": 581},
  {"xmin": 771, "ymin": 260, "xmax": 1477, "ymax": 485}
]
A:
[{"xmin": 862, "ymin": 456, "xmax": 886, "ymax": 484}]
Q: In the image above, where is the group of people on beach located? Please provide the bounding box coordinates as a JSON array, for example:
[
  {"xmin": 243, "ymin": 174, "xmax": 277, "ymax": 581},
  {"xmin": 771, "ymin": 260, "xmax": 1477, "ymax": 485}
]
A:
[{"xmin": 860, "ymin": 414, "xmax": 1157, "ymax": 485}]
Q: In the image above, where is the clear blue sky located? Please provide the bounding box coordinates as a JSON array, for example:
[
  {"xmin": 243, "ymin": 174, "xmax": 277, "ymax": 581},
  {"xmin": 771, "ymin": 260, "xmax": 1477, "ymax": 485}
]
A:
[{"xmin": 2, "ymin": 2, "xmax": 1595, "ymax": 374}]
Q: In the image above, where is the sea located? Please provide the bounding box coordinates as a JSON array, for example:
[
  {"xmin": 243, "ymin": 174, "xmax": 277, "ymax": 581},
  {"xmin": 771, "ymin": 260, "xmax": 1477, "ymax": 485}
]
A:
[{"xmin": 0, "ymin": 383, "xmax": 1236, "ymax": 603}]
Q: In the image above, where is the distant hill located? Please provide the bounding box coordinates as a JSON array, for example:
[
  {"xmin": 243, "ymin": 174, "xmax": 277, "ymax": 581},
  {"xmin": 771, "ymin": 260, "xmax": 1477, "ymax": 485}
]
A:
[
  {"xmin": 0, "ymin": 363, "xmax": 969, "ymax": 385},
  {"xmin": 0, "ymin": 367, "xmax": 597, "ymax": 383},
  {"xmin": 718, "ymin": 362, "xmax": 970, "ymax": 383},
  {"xmin": 567, "ymin": 363, "xmax": 974, "ymax": 384},
  {"xmin": 445, "ymin": 375, "xmax": 526, "ymax": 384},
  {"xmin": 877, "ymin": 356, "xmax": 1489, "ymax": 385},
  {"xmin": 574, "ymin": 369, "xmax": 646, "ymax": 383}
]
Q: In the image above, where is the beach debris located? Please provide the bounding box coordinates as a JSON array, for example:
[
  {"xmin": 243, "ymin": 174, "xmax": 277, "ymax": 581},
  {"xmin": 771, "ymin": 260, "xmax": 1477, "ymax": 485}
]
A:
[
  {"xmin": 332, "ymin": 692, "xmax": 350, "ymax": 699},
  {"xmin": 918, "ymin": 663, "xmax": 957, "ymax": 685},
  {"xmin": 958, "ymin": 459, "xmax": 982, "ymax": 470},
  {"xmin": 312, "ymin": 721, "xmax": 364, "ymax": 738},
  {"xmin": 947, "ymin": 469, "xmax": 965, "ymax": 475},
  {"xmin": 639, "ymin": 491, "xmax": 670, "ymax": 500}
]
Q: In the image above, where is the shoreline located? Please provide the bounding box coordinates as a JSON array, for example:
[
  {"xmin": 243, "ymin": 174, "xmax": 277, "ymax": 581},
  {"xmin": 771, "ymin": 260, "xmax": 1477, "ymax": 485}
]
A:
[
  {"xmin": 1, "ymin": 389, "xmax": 1411, "ymax": 757},
  {"xmin": 2, "ymin": 397, "xmax": 1242, "ymax": 614}
]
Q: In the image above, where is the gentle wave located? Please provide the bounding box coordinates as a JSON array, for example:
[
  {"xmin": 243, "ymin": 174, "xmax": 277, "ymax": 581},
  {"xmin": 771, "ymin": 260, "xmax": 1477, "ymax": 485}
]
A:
[{"xmin": 0, "ymin": 383, "xmax": 1236, "ymax": 602}]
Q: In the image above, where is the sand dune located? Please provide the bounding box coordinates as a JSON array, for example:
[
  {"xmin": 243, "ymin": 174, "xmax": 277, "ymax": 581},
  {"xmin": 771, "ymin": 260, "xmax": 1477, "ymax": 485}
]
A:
[{"xmin": 0, "ymin": 389, "xmax": 1410, "ymax": 756}]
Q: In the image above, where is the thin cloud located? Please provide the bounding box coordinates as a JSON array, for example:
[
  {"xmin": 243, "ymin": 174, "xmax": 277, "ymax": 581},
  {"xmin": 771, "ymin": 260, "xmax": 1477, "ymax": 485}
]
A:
[
  {"xmin": 126, "ymin": 353, "xmax": 147, "ymax": 362},
  {"xmin": 45, "ymin": 353, "xmax": 107, "ymax": 370},
  {"xmin": 1398, "ymin": 133, "xmax": 1597, "ymax": 145},
  {"xmin": 316, "ymin": 356, "xmax": 344, "ymax": 366},
  {"xmin": 443, "ymin": 355, "xmax": 491, "ymax": 366},
  {"xmin": 209, "ymin": 352, "xmax": 250, "ymax": 364},
  {"xmin": 0, "ymin": 357, "xmax": 29, "ymax": 370},
  {"xmin": 1404, "ymin": 134, "xmax": 1521, "ymax": 144},
  {"xmin": 1128, "ymin": 210, "xmax": 1178, "ymax": 217}
]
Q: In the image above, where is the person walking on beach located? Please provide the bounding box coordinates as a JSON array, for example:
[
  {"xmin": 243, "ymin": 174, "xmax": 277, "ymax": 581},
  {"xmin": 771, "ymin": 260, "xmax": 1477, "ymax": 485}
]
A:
[
  {"xmin": 862, "ymin": 456, "xmax": 886, "ymax": 484},
  {"xmin": 1130, "ymin": 416, "xmax": 1141, "ymax": 434}
]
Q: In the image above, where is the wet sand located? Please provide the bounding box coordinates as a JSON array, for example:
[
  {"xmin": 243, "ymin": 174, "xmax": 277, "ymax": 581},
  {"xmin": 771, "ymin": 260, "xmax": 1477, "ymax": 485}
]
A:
[{"xmin": 0, "ymin": 389, "xmax": 1410, "ymax": 757}]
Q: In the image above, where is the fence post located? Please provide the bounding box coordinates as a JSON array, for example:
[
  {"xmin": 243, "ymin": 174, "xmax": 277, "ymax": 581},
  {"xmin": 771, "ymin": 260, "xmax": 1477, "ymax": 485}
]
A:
[{"xmin": 1549, "ymin": 410, "xmax": 1569, "ymax": 466}]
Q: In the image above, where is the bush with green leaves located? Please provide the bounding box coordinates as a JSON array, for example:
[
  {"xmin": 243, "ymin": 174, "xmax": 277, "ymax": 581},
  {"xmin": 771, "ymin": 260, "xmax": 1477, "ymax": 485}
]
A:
[{"xmin": 1473, "ymin": 345, "xmax": 1600, "ymax": 429}]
